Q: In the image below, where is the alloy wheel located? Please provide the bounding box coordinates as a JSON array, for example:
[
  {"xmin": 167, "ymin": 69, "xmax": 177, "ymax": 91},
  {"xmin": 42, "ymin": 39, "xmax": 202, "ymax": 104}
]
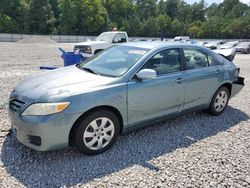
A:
[{"xmin": 214, "ymin": 90, "xmax": 228, "ymax": 112}]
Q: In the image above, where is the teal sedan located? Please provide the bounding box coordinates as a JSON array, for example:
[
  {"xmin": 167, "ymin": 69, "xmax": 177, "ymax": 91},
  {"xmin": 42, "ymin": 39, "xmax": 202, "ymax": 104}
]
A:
[{"xmin": 8, "ymin": 42, "xmax": 244, "ymax": 155}]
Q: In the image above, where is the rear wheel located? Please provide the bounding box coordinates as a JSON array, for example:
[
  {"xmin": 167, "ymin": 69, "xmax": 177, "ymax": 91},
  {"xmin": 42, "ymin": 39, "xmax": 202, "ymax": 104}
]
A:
[
  {"xmin": 74, "ymin": 110, "xmax": 120, "ymax": 155},
  {"xmin": 208, "ymin": 86, "xmax": 230, "ymax": 116}
]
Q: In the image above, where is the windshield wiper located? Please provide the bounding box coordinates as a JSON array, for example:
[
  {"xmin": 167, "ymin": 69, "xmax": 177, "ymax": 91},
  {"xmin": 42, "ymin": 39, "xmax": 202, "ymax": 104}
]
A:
[{"xmin": 77, "ymin": 64, "xmax": 99, "ymax": 75}]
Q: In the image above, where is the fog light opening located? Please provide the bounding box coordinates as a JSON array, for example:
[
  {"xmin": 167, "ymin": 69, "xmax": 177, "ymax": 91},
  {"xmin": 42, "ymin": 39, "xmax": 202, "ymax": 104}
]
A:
[{"xmin": 28, "ymin": 135, "xmax": 41, "ymax": 146}]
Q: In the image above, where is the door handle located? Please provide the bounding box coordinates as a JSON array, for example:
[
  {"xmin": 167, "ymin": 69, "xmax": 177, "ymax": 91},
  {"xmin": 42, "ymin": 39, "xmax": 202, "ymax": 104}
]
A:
[
  {"xmin": 216, "ymin": 69, "xmax": 221, "ymax": 74},
  {"xmin": 175, "ymin": 78, "xmax": 184, "ymax": 84}
]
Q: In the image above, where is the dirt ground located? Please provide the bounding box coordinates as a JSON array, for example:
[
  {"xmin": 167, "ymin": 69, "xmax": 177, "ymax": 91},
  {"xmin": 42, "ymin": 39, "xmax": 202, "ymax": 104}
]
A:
[{"xmin": 0, "ymin": 42, "xmax": 249, "ymax": 187}]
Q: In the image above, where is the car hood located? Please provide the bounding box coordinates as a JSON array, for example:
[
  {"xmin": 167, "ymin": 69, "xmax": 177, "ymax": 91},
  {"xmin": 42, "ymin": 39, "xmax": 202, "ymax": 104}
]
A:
[
  {"xmin": 13, "ymin": 65, "xmax": 116, "ymax": 101},
  {"xmin": 75, "ymin": 41, "xmax": 108, "ymax": 46}
]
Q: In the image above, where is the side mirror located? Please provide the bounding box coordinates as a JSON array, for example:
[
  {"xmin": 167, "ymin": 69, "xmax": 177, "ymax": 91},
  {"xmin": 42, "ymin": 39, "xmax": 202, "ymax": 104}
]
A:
[{"xmin": 136, "ymin": 69, "xmax": 157, "ymax": 80}]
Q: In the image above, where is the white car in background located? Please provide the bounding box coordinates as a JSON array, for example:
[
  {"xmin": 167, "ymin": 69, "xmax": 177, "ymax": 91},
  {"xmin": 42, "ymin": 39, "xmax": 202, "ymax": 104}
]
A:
[
  {"xmin": 235, "ymin": 42, "xmax": 250, "ymax": 54},
  {"xmin": 173, "ymin": 36, "xmax": 190, "ymax": 42},
  {"xmin": 196, "ymin": 41, "xmax": 209, "ymax": 47},
  {"xmin": 74, "ymin": 31, "xmax": 129, "ymax": 58},
  {"xmin": 204, "ymin": 41, "xmax": 225, "ymax": 50},
  {"xmin": 220, "ymin": 41, "xmax": 239, "ymax": 49}
]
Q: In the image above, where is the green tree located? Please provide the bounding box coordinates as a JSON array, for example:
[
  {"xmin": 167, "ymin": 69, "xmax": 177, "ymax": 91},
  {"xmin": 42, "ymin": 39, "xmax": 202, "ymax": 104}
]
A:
[
  {"xmin": 142, "ymin": 16, "xmax": 159, "ymax": 36},
  {"xmin": 188, "ymin": 21, "xmax": 202, "ymax": 38},
  {"xmin": 156, "ymin": 14, "xmax": 171, "ymax": 36},
  {"xmin": 29, "ymin": 0, "xmax": 56, "ymax": 34},
  {"xmin": 190, "ymin": 0, "xmax": 205, "ymax": 22},
  {"xmin": 0, "ymin": 0, "xmax": 249, "ymax": 38},
  {"xmin": 0, "ymin": 0, "xmax": 29, "ymax": 33},
  {"xmin": 136, "ymin": 0, "xmax": 157, "ymax": 19},
  {"xmin": 82, "ymin": 0, "xmax": 107, "ymax": 35},
  {"xmin": 171, "ymin": 18, "xmax": 186, "ymax": 36},
  {"xmin": 103, "ymin": 0, "xmax": 134, "ymax": 30},
  {"xmin": 0, "ymin": 14, "xmax": 18, "ymax": 33}
]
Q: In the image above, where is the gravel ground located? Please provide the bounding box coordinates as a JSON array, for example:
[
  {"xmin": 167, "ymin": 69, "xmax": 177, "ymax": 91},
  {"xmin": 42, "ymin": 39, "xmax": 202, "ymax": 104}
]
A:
[{"xmin": 0, "ymin": 42, "xmax": 249, "ymax": 188}]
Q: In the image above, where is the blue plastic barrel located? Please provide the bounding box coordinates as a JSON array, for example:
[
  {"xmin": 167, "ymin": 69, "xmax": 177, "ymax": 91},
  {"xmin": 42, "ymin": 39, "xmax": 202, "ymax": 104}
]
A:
[{"xmin": 61, "ymin": 52, "xmax": 82, "ymax": 66}]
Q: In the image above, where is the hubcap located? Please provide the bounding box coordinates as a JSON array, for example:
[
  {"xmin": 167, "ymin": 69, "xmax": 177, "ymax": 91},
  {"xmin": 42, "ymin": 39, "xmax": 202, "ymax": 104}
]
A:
[
  {"xmin": 214, "ymin": 90, "xmax": 228, "ymax": 112},
  {"xmin": 83, "ymin": 117, "xmax": 115, "ymax": 150}
]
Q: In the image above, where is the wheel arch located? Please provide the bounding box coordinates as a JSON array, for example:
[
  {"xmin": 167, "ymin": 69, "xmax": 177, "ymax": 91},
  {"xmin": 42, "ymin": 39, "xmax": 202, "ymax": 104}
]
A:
[
  {"xmin": 208, "ymin": 82, "xmax": 232, "ymax": 106},
  {"xmin": 68, "ymin": 105, "xmax": 124, "ymax": 145},
  {"xmin": 220, "ymin": 82, "xmax": 232, "ymax": 97}
]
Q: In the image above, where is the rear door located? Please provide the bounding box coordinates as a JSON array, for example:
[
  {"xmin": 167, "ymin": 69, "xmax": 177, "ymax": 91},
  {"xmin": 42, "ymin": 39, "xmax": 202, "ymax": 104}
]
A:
[{"xmin": 181, "ymin": 48, "xmax": 224, "ymax": 110}]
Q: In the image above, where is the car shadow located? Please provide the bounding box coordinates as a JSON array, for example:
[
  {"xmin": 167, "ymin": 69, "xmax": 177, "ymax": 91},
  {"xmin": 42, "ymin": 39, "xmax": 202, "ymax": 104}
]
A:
[{"xmin": 1, "ymin": 106, "xmax": 249, "ymax": 187}]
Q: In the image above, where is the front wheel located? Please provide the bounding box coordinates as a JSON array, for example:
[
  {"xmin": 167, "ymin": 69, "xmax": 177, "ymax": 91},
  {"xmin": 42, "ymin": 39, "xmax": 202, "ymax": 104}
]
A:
[
  {"xmin": 208, "ymin": 86, "xmax": 230, "ymax": 116},
  {"xmin": 74, "ymin": 110, "xmax": 120, "ymax": 155}
]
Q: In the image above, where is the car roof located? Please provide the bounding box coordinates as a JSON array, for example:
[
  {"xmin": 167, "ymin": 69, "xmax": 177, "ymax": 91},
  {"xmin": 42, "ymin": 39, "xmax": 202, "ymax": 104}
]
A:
[
  {"xmin": 119, "ymin": 42, "xmax": 204, "ymax": 50},
  {"xmin": 102, "ymin": 31, "xmax": 126, "ymax": 34}
]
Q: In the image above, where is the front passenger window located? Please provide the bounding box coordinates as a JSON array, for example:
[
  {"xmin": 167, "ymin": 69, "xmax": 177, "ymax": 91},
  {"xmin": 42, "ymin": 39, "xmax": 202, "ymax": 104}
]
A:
[
  {"xmin": 184, "ymin": 48, "xmax": 208, "ymax": 70},
  {"xmin": 141, "ymin": 49, "xmax": 181, "ymax": 75}
]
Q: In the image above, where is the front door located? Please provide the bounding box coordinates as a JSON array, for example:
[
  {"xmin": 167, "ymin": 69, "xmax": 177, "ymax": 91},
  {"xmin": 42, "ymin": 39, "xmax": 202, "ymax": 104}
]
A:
[{"xmin": 127, "ymin": 48, "xmax": 185, "ymax": 126}]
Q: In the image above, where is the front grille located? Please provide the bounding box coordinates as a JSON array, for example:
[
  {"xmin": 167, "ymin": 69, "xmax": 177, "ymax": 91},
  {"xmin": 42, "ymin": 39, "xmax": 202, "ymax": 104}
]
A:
[
  {"xmin": 9, "ymin": 99, "xmax": 25, "ymax": 112},
  {"xmin": 74, "ymin": 45, "xmax": 91, "ymax": 54}
]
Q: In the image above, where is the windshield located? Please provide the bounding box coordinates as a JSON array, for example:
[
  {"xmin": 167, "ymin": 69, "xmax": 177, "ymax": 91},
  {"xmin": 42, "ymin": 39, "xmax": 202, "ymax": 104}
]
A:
[
  {"xmin": 78, "ymin": 46, "xmax": 149, "ymax": 77},
  {"xmin": 96, "ymin": 33, "xmax": 115, "ymax": 42}
]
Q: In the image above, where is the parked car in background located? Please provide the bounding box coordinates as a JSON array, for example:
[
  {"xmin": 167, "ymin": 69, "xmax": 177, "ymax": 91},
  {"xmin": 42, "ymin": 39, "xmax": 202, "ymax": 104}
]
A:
[
  {"xmin": 220, "ymin": 41, "xmax": 239, "ymax": 49},
  {"xmin": 9, "ymin": 42, "xmax": 244, "ymax": 155},
  {"xmin": 74, "ymin": 31, "xmax": 129, "ymax": 58},
  {"xmin": 204, "ymin": 41, "xmax": 225, "ymax": 50},
  {"xmin": 196, "ymin": 41, "xmax": 209, "ymax": 47},
  {"xmin": 132, "ymin": 38, "xmax": 150, "ymax": 42},
  {"xmin": 173, "ymin": 36, "xmax": 190, "ymax": 42},
  {"xmin": 213, "ymin": 48, "xmax": 236, "ymax": 61},
  {"xmin": 235, "ymin": 42, "xmax": 250, "ymax": 54}
]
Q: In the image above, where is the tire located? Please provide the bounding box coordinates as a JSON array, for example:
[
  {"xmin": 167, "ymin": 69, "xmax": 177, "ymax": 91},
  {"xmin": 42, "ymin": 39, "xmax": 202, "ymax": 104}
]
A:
[
  {"xmin": 208, "ymin": 86, "xmax": 230, "ymax": 116},
  {"xmin": 74, "ymin": 110, "xmax": 120, "ymax": 155}
]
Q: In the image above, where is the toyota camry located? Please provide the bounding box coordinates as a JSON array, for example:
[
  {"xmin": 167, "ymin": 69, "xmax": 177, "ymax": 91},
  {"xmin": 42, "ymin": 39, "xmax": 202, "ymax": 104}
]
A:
[{"xmin": 8, "ymin": 42, "xmax": 244, "ymax": 155}]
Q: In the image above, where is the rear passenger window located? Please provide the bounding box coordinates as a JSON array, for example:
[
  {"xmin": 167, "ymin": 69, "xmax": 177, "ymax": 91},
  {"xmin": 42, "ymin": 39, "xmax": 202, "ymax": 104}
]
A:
[
  {"xmin": 184, "ymin": 48, "xmax": 208, "ymax": 70},
  {"xmin": 208, "ymin": 55, "xmax": 218, "ymax": 66}
]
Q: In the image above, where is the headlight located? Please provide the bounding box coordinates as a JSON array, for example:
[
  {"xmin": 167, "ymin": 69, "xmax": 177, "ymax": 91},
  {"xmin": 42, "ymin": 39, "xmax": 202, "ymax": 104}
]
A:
[
  {"xmin": 22, "ymin": 102, "xmax": 70, "ymax": 116},
  {"xmin": 85, "ymin": 46, "xmax": 92, "ymax": 53}
]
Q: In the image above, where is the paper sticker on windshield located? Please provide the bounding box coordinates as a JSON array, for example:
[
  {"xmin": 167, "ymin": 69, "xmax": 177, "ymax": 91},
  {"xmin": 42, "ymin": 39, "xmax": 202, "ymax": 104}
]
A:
[{"xmin": 128, "ymin": 50, "xmax": 147, "ymax": 55}]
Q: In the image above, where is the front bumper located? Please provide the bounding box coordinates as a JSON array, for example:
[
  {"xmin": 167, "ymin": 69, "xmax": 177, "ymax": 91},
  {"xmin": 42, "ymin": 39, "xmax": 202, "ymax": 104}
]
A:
[
  {"xmin": 231, "ymin": 76, "xmax": 245, "ymax": 98},
  {"xmin": 8, "ymin": 107, "xmax": 81, "ymax": 151}
]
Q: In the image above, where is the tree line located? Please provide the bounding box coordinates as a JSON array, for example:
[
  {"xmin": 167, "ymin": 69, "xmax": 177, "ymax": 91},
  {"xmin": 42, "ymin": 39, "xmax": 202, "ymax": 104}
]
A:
[{"xmin": 0, "ymin": 0, "xmax": 250, "ymax": 39}]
